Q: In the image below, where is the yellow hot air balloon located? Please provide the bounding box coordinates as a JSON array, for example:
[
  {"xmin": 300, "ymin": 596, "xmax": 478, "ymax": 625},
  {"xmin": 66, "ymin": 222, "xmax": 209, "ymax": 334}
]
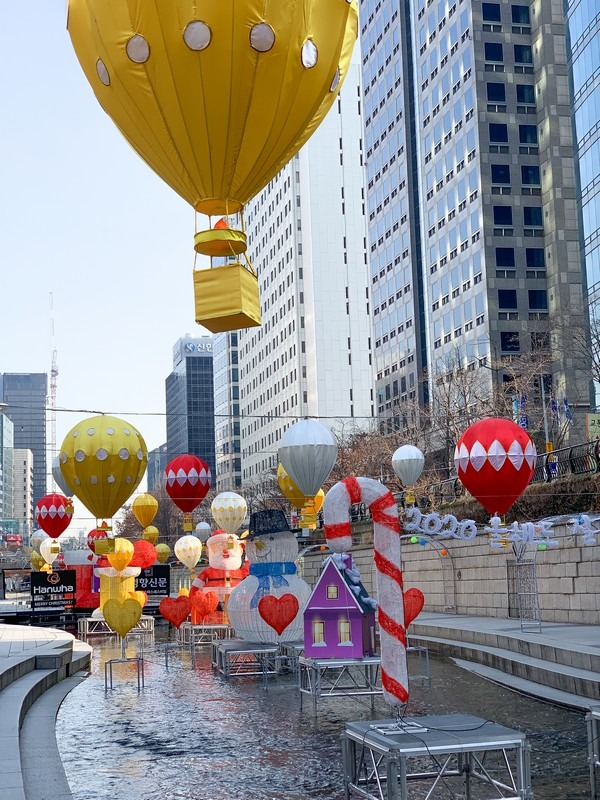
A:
[
  {"xmin": 59, "ymin": 415, "xmax": 148, "ymax": 531},
  {"xmin": 132, "ymin": 493, "xmax": 159, "ymax": 528},
  {"xmin": 156, "ymin": 543, "xmax": 171, "ymax": 564},
  {"xmin": 106, "ymin": 538, "xmax": 135, "ymax": 573},
  {"xmin": 277, "ymin": 464, "xmax": 324, "ymax": 510},
  {"xmin": 142, "ymin": 525, "xmax": 159, "ymax": 545},
  {"xmin": 30, "ymin": 550, "xmax": 45, "ymax": 572},
  {"xmin": 67, "ymin": 0, "xmax": 358, "ymax": 333}
]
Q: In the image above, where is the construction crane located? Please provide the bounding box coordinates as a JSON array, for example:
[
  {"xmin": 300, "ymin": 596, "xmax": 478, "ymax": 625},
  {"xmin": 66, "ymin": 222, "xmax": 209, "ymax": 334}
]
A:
[{"xmin": 49, "ymin": 292, "xmax": 58, "ymax": 492}]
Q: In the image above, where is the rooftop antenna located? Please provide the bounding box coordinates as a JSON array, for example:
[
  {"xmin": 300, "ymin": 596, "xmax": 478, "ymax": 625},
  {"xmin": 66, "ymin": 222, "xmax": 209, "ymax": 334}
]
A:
[{"xmin": 49, "ymin": 292, "xmax": 58, "ymax": 492}]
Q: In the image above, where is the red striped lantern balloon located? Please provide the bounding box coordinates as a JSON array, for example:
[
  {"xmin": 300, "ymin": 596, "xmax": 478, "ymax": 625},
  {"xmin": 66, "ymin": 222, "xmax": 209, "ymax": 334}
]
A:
[
  {"xmin": 164, "ymin": 455, "xmax": 211, "ymax": 513},
  {"xmin": 454, "ymin": 417, "xmax": 537, "ymax": 516},
  {"xmin": 87, "ymin": 526, "xmax": 109, "ymax": 554},
  {"xmin": 34, "ymin": 494, "xmax": 73, "ymax": 539}
]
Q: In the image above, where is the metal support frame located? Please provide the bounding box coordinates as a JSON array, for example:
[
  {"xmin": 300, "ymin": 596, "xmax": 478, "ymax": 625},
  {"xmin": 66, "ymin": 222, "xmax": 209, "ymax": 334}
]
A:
[
  {"xmin": 406, "ymin": 644, "xmax": 431, "ymax": 685},
  {"xmin": 78, "ymin": 614, "xmax": 155, "ymax": 638},
  {"xmin": 177, "ymin": 622, "xmax": 234, "ymax": 646},
  {"xmin": 587, "ymin": 706, "xmax": 600, "ymax": 800},
  {"xmin": 341, "ymin": 714, "xmax": 532, "ymax": 800},
  {"xmin": 299, "ymin": 656, "xmax": 382, "ymax": 715},
  {"xmin": 104, "ymin": 638, "xmax": 145, "ymax": 691}
]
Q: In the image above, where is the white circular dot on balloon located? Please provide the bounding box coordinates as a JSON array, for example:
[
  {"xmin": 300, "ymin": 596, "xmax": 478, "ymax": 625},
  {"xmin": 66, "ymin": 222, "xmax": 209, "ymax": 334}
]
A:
[
  {"xmin": 87, "ymin": 428, "xmax": 95, "ymax": 435},
  {"xmin": 108, "ymin": 475, "xmax": 116, "ymax": 484},
  {"xmin": 330, "ymin": 68, "xmax": 340, "ymax": 92},
  {"xmin": 96, "ymin": 59, "xmax": 110, "ymax": 86},
  {"xmin": 75, "ymin": 450, "xmax": 86, "ymax": 462},
  {"xmin": 72, "ymin": 430, "xmax": 79, "ymax": 437},
  {"xmin": 119, "ymin": 448, "xmax": 130, "ymax": 460},
  {"xmin": 96, "ymin": 448, "xmax": 108, "ymax": 461},
  {"xmin": 126, "ymin": 34, "xmax": 150, "ymax": 63},
  {"xmin": 250, "ymin": 23, "xmax": 275, "ymax": 52},
  {"xmin": 90, "ymin": 476, "xmax": 98, "ymax": 485},
  {"xmin": 126, "ymin": 476, "xmax": 132, "ymax": 483},
  {"xmin": 106, "ymin": 428, "xmax": 114, "ymax": 435},
  {"xmin": 60, "ymin": 453, "xmax": 67, "ymax": 464},
  {"xmin": 137, "ymin": 449, "xmax": 144, "ymax": 460},
  {"xmin": 74, "ymin": 478, "xmax": 81, "ymax": 486},
  {"xmin": 124, "ymin": 428, "xmax": 131, "ymax": 435},
  {"xmin": 183, "ymin": 20, "xmax": 211, "ymax": 51},
  {"xmin": 301, "ymin": 39, "xmax": 318, "ymax": 69}
]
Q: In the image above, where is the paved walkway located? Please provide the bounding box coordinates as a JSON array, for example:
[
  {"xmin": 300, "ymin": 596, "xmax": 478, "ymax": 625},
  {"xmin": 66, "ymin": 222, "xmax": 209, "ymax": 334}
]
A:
[{"xmin": 0, "ymin": 624, "xmax": 77, "ymax": 658}]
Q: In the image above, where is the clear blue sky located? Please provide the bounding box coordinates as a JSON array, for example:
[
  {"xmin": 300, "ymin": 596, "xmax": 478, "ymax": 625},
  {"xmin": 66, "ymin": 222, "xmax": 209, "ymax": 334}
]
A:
[{"xmin": 0, "ymin": 6, "xmax": 210, "ymax": 531}]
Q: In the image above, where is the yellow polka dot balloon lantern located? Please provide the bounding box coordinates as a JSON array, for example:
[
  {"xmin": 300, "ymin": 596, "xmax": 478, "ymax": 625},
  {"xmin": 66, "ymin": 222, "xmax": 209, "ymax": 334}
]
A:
[
  {"xmin": 59, "ymin": 415, "xmax": 148, "ymax": 525},
  {"xmin": 211, "ymin": 492, "xmax": 247, "ymax": 537},
  {"xmin": 67, "ymin": 0, "xmax": 358, "ymax": 333}
]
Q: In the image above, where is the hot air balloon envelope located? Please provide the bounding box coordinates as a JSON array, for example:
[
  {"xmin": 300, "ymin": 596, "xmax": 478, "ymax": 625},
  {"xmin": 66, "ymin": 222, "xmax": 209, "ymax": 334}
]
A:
[
  {"xmin": 392, "ymin": 445, "xmax": 425, "ymax": 487},
  {"xmin": 278, "ymin": 420, "xmax": 337, "ymax": 497}
]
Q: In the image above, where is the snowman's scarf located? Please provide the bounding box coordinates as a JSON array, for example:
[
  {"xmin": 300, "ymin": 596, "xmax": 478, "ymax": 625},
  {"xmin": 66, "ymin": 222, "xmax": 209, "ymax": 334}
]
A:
[{"xmin": 249, "ymin": 562, "xmax": 297, "ymax": 608}]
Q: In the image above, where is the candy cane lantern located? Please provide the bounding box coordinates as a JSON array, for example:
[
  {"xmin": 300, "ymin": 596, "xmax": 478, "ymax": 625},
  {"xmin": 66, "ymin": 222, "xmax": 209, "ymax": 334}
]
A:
[{"xmin": 322, "ymin": 476, "xmax": 408, "ymax": 706}]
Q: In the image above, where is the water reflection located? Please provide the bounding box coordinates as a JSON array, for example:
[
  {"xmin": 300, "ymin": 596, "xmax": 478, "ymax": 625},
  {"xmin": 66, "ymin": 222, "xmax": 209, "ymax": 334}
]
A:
[{"xmin": 57, "ymin": 625, "xmax": 589, "ymax": 799}]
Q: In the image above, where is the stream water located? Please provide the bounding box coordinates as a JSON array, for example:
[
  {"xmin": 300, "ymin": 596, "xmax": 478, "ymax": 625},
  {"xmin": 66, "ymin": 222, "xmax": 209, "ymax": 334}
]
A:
[{"xmin": 56, "ymin": 625, "xmax": 590, "ymax": 799}]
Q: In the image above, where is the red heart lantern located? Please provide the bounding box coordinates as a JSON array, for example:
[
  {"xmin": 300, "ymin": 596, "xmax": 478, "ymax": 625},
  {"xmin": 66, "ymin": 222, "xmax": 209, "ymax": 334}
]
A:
[
  {"xmin": 159, "ymin": 596, "xmax": 191, "ymax": 629},
  {"xmin": 87, "ymin": 527, "xmax": 108, "ymax": 554},
  {"xmin": 190, "ymin": 591, "xmax": 219, "ymax": 620},
  {"xmin": 454, "ymin": 418, "xmax": 537, "ymax": 516},
  {"xmin": 258, "ymin": 594, "xmax": 299, "ymax": 636},
  {"xmin": 129, "ymin": 540, "xmax": 158, "ymax": 569},
  {"xmin": 164, "ymin": 455, "xmax": 211, "ymax": 513},
  {"xmin": 403, "ymin": 588, "xmax": 425, "ymax": 627},
  {"xmin": 34, "ymin": 494, "xmax": 73, "ymax": 539}
]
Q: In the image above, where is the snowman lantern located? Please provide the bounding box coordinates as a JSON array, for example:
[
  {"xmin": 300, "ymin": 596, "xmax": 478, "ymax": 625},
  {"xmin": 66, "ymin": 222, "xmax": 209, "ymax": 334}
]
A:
[
  {"xmin": 189, "ymin": 529, "xmax": 249, "ymax": 623},
  {"xmin": 228, "ymin": 510, "xmax": 311, "ymax": 644}
]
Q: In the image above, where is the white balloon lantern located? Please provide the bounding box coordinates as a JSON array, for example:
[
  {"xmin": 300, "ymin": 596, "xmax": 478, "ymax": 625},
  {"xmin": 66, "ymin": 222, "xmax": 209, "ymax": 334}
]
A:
[
  {"xmin": 195, "ymin": 521, "xmax": 212, "ymax": 543},
  {"xmin": 52, "ymin": 455, "xmax": 72, "ymax": 497},
  {"xmin": 278, "ymin": 419, "xmax": 338, "ymax": 497},
  {"xmin": 174, "ymin": 535, "xmax": 203, "ymax": 572},
  {"xmin": 211, "ymin": 492, "xmax": 247, "ymax": 536},
  {"xmin": 40, "ymin": 538, "xmax": 61, "ymax": 569},
  {"xmin": 31, "ymin": 529, "xmax": 48, "ymax": 552},
  {"xmin": 392, "ymin": 445, "xmax": 425, "ymax": 506}
]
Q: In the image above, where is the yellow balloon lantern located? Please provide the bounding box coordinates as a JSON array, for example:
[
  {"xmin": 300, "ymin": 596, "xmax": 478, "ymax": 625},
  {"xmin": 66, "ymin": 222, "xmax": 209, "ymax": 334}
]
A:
[
  {"xmin": 142, "ymin": 525, "xmax": 159, "ymax": 545},
  {"xmin": 67, "ymin": 0, "xmax": 358, "ymax": 333},
  {"xmin": 103, "ymin": 598, "xmax": 143, "ymax": 638},
  {"xmin": 132, "ymin": 493, "xmax": 158, "ymax": 528},
  {"xmin": 30, "ymin": 550, "xmax": 45, "ymax": 572},
  {"xmin": 156, "ymin": 543, "xmax": 171, "ymax": 564},
  {"xmin": 59, "ymin": 416, "xmax": 148, "ymax": 529},
  {"xmin": 277, "ymin": 464, "xmax": 324, "ymax": 511},
  {"xmin": 211, "ymin": 492, "xmax": 247, "ymax": 536},
  {"xmin": 106, "ymin": 538, "xmax": 135, "ymax": 573}
]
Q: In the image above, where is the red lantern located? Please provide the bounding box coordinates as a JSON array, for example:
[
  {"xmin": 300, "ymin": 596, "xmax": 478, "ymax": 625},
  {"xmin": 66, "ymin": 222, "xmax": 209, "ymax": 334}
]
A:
[
  {"xmin": 87, "ymin": 526, "xmax": 108, "ymax": 554},
  {"xmin": 129, "ymin": 540, "xmax": 157, "ymax": 569},
  {"xmin": 164, "ymin": 455, "xmax": 211, "ymax": 513},
  {"xmin": 454, "ymin": 417, "xmax": 537, "ymax": 516},
  {"xmin": 34, "ymin": 494, "xmax": 73, "ymax": 539}
]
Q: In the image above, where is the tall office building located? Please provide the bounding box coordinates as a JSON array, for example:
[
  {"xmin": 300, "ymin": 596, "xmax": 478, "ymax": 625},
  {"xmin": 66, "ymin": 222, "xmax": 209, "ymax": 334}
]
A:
[
  {"xmin": 361, "ymin": 0, "xmax": 589, "ymax": 435},
  {"xmin": 13, "ymin": 449, "xmax": 34, "ymax": 542},
  {"xmin": 0, "ymin": 373, "xmax": 47, "ymax": 506},
  {"xmin": 236, "ymin": 58, "xmax": 374, "ymax": 483},
  {"xmin": 147, "ymin": 443, "xmax": 168, "ymax": 495},
  {"xmin": 213, "ymin": 332, "xmax": 242, "ymax": 491},
  {"xmin": 165, "ymin": 336, "xmax": 216, "ymax": 478},
  {"xmin": 0, "ymin": 412, "xmax": 14, "ymax": 520},
  {"xmin": 565, "ymin": 2, "xmax": 600, "ymax": 333}
]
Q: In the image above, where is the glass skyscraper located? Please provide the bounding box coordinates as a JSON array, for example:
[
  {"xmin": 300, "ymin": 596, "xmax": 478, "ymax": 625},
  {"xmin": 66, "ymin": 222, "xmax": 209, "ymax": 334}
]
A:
[
  {"xmin": 165, "ymin": 336, "xmax": 216, "ymax": 478},
  {"xmin": 1, "ymin": 373, "xmax": 47, "ymax": 507}
]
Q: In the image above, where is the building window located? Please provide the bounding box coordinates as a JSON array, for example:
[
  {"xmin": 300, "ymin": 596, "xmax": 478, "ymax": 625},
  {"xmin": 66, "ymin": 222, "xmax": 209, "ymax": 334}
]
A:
[
  {"xmin": 531, "ymin": 331, "xmax": 550, "ymax": 350},
  {"xmin": 487, "ymin": 83, "xmax": 506, "ymax": 102},
  {"xmin": 312, "ymin": 621, "xmax": 325, "ymax": 645},
  {"xmin": 494, "ymin": 206, "xmax": 512, "ymax": 225},
  {"xmin": 498, "ymin": 289, "xmax": 518, "ymax": 309},
  {"xmin": 521, "ymin": 165, "xmax": 540, "ymax": 185},
  {"xmin": 528, "ymin": 289, "xmax": 548, "ymax": 310},
  {"xmin": 482, "ymin": 3, "xmax": 501, "ymax": 22},
  {"xmin": 514, "ymin": 44, "xmax": 533, "ymax": 64},
  {"xmin": 327, "ymin": 585, "xmax": 339, "ymax": 600},
  {"xmin": 519, "ymin": 125, "xmax": 538, "ymax": 145},
  {"xmin": 489, "ymin": 123, "xmax": 508, "ymax": 142},
  {"xmin": 516, "ymin": 84, "xmax": 535, "ymax": 104},
  {"xmin": 524, "ymin": 207, "xmax": 542, "ymax": 227},
  {"xmin": 526, "ymin": 248, "xmax": 545, "ymax": 268},
  {"xmin": 511, "ymin": 5, "xmax": 530, "ymax": 25},
  {"xmin": 491, "ymin": 164, "xmax": 511, "ymax": 184},
  {"xmin": 485, "ymin": 42, "xmax": 504, "ymax": 62},
  {"xmin": 338, "ymin": 620, "xmax": 352, "ymax": 644},
  {"xmin": 500, "ymin": 332, "xmax": 520, "ymax": 352},
  {"xmin": 496, "ymin": 247, "xmax": 515, "ymax": 267}
]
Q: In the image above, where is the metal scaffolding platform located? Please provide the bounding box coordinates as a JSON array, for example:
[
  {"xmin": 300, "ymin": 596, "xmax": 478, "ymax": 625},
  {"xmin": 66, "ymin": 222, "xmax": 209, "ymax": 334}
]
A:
[
  {"xmin": 177, "ymin": 621, "xmax": 234, "ymax": 645},
  {"xmin": 299, "ymin": 656, "xmax": 382, "ymax": 714},
  {"xmin": 341, "ymin": 713, "xmax": 532, "ymax": 800},
  {"xmin": 77, "ymin": 614, "xmax": 155, "ymax": 638}
]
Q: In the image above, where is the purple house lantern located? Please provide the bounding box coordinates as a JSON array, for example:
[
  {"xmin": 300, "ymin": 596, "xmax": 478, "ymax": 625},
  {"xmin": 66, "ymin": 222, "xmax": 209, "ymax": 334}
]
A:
[{"xmin": 303, "ymin": 553, "xmax": 377, "ymax": 659}]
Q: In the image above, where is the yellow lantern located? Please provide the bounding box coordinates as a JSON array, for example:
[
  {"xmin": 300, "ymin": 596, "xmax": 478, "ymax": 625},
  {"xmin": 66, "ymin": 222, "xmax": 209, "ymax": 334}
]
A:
[
  {"xmin": 59, "ymin": 415, "xmax": 148, "ymax": 531},
  {"xmin": 67, "ymin": 0, "xmax": 358, "ymax": 332},
  {"xmin": 132, "ymin": 493, "xmax": 158, "ymax": 528},
  {"xmin": 174, "ymin": 535, "xmax": 202, "ymax": 572},
  {"xmin": 156, "ymin": 543, "xmax": 171, "ymax": 564},
  {"xmin": 103, "ymin": 598, "xmax": 143, "ymax": 638},
  {"xmin": 142, "ymin": 525, "xmax": 159, "ymax": 545},
  {"xmin": 277, "ymin": 464, "xmax": 324, "ymax": 511},
  {"xmin": 30, "ymin": 550, "xmax": 45, "ymax": 571},
  {"xmin": 106, "ymin": 538, "xmax": 135, "ymax": 573}
]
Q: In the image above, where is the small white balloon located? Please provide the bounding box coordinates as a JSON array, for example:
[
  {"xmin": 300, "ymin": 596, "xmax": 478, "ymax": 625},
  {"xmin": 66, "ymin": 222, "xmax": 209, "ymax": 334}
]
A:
[
  {"xmin": 392, "ymin": 445, "xmax": 425, "ymax": 487},
  {"xmin": 40, "ymin": 538, "xmax": 60, "ymax": 566},
  {"xmin": 278, "ymin": 419, "xmax": 337, "ymax": 497},
  {"xmin": 174, "ymin": 535, "xmax": 203, "ymax": 570},
  {"xmin": 195, "ymin": 521, "xmax": 211, "ymax": 542}
]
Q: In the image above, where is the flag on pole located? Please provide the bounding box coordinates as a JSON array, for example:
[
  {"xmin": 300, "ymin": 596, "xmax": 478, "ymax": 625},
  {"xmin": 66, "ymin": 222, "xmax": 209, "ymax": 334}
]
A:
[
  {"xmin": 563, "ymin": 393, "xmax": 572, "ymax": 422},
  {"xmin": 550, "ymin": 395, "xmax": 559, "ymax": 426}
]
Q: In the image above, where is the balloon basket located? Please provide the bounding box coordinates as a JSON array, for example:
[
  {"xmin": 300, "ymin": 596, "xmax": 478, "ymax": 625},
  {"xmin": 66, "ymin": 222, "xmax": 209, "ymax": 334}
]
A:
[
  {"xmin": 194, "ymin": 262, "xmax": 261, "ymax": 332},
  {"xmin": 194, "ymin": 228, "xmax": 247, "ymax": 257}
]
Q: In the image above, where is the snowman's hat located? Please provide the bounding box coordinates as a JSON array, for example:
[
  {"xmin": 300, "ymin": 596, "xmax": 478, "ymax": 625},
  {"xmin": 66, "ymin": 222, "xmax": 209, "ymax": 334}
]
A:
[{"xmin": 243, "ymin": 509, "xmax": 292, "ymax": 540}]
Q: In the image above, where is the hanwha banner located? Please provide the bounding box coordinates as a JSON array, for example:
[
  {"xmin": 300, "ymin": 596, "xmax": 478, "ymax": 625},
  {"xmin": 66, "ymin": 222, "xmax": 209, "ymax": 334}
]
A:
[{"xmin": 31, "ymin": 570, "xmax": 76, "ymax": 612}]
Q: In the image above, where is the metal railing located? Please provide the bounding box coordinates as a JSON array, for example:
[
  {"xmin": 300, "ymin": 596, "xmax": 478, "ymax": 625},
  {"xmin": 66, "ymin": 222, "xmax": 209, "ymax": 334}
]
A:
[{"xmin": 426, "ymin": 439, "xmax": 600, "ymax": 505}]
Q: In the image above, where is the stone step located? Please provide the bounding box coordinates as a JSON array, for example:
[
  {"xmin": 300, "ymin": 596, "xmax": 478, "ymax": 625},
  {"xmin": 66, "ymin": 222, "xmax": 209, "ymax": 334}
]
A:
[{"xmin": 409, "ymin": 632, "xmax": 600, "ymax": 708}]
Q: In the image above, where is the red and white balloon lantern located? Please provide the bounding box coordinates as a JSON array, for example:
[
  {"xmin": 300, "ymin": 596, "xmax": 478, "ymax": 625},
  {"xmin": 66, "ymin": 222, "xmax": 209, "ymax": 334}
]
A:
[
  {"xmin": 165, "ymin": 455, "xmax": 211, "ymax": 532},
  {"xmin": 454, "ymin": 418, "xmax": 537, "ymax": 516},
  {"xmin": 34, "ymin": 494, "xmax": 73, "ymax": 539}
]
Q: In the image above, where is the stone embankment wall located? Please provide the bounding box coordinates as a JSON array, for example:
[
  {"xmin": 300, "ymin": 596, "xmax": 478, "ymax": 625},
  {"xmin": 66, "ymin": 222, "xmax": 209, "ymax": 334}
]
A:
[{"xmin": 299, "ymin": 519, "xmax": 600, "ymax": 624}]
